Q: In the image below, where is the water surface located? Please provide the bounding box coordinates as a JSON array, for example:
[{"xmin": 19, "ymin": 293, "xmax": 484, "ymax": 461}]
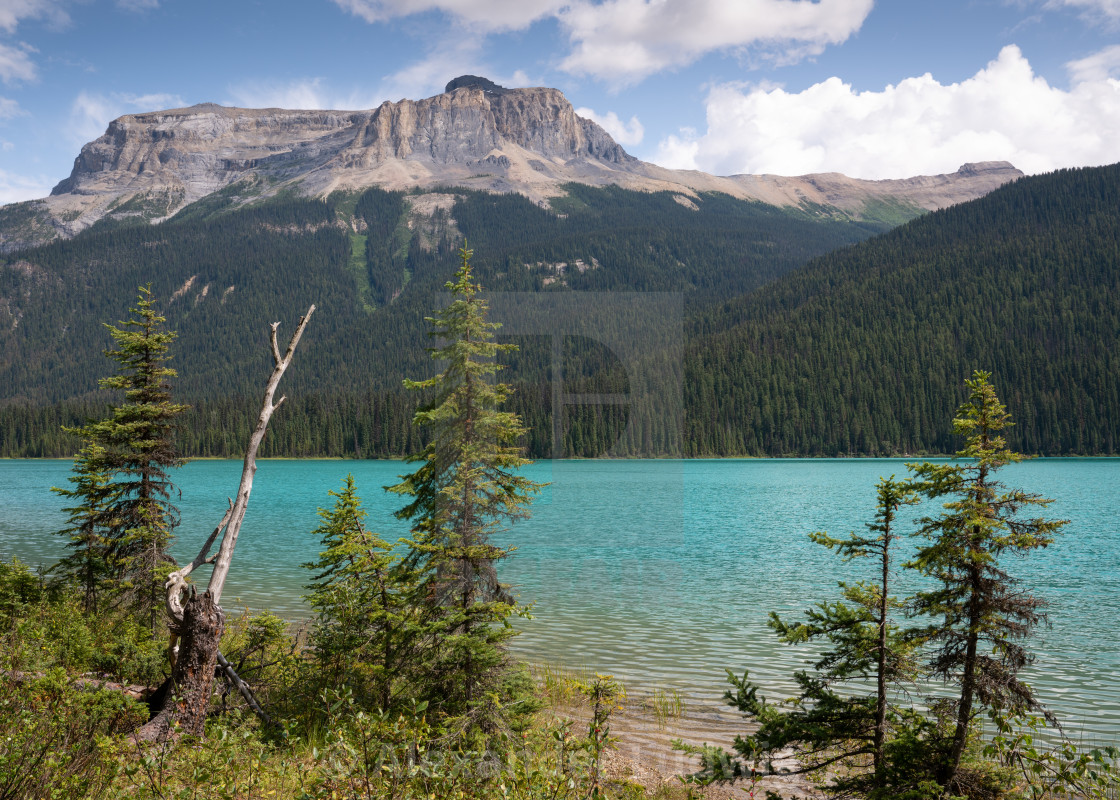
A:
[{"xmin": 3, "ymin": 457, "xmax": 1117, "ymax": 745}]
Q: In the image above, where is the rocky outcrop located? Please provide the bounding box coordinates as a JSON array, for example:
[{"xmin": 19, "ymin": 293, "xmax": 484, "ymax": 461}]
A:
[{"xmin": 3, "ymin": 76, "xmax": 1023, "ymax": 249}]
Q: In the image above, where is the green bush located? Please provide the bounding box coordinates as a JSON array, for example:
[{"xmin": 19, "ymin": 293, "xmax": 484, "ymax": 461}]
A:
[{"xmin": 0, "ymin": 668, "xmax": 145, "ymax": 799}]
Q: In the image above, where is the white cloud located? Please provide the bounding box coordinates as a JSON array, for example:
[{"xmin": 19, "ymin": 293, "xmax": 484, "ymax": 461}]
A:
[
  {"xmin": 0, "ymin": 41, "xmax": 36, "ymax": 83},
  {"xmin": 379, "ymin": 41, "xmax": 484, "ymax": 101},
  {"xmin": 0, "ymin": 95, "xmax": 22, "ymax": 117},
  {"xmin": 1046, "ymin": 0, "xmax": 1120, "ymax": 22},
  {"xmin": 653, "ymin": 46, "xmax": 1120, "ymax": 179},
  {"xmin": 559, "ymin": 0, "xmax": 874, "ymax": 85},
  {"xmin": 376, "ymin": 32, "xmax": 543, "ymax": 101},
  {"xmin": 0, "ymin": 0, "xmax": 69, "ymax": 33},
  {"xmin": 0, "ymin": 167, "xmax": 52, "ymax": 203},
  {"xmin": 331, "ymin": 0, "xmax": 874, "ymax": 85},
  {"xmin": 69, "ymin": 90, "xmax": 184, "ymax": 145},
  {"xmin": 332, "ymin": 0, "xmax": 563, "ymax": 31},
  {"xmin": 575, "ymin": 106, "xmax": 643, "ymax": 145},
  {"xmin": 1067, "ymin": 44, "xmax": 1120, "ymax": 83},
  {"xmin": 225, "ymin": 63, "xmax": 541, "ymax": 114}
]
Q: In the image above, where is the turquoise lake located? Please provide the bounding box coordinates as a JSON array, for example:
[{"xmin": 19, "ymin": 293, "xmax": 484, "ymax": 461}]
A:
[{"xmin": 2, "ymin": 458, "xmax": 1118, "ymax": 746}]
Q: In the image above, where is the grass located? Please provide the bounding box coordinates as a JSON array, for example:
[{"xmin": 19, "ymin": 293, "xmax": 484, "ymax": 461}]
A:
[
  {"xmin": 646, "ymin": 687, "xmax": 686, "ymax": 731},
  {"xmin": 531, "ymin": 661, "xmax": 686, "ymax": 731},
  {"xmin": 532, "ymin": 661, "xmax": 601, "ymax": 710}
]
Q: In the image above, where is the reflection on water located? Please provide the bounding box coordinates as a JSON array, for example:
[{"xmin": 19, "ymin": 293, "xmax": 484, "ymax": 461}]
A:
[{"xmin": 2, "ymin": 457, "xmax": 1118, "ymax": 746}]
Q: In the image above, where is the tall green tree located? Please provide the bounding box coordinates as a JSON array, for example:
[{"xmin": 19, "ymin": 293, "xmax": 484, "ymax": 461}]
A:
[
  {"xmin": 389, "ymin": 245, "xmax": 544, "ymax": 729},
  {"xmin": 50, "ymin": 441, "xmax": 115, "ymax": 613},
  {"xmin": 685, "ymin": 477, "xmax": 925, "ymax": 797},
  {"xmin": 908, "ymin": 370, "xmax": 1065, "ymax": 790},
  {"xmin": 59, "ymin": 285, "xmax": 186, "ymax": 631},
  {"xmin": 305, "ymin": 475, "xmax": 419, "ymax": 712}
]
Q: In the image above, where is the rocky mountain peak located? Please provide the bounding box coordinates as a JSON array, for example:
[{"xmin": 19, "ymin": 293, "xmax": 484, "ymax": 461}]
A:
[
  {"xmin": 445, "ymin": 75, "xmax": 508, "ymax": 95},
  {"xmin": 1, "ymin": 79, "xmax": 1025, "ymax": 252}
]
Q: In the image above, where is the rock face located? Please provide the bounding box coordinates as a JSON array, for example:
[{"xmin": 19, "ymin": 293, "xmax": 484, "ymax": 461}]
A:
[{"xmin": 2, "ymin": 76, "xmax": 1024, "ymax": 249}]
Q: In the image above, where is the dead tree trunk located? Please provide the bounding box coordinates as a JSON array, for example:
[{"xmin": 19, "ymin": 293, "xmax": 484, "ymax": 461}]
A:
[
  {"xmin": 139, "ymin": 591, "xmax": 224, "ymax": 741},
  {"xmin": 137, "ymin": 305, "xmax": 314, "ymax": 742}
]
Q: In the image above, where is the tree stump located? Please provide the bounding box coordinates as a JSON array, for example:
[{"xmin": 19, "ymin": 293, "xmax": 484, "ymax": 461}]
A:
[{"xmin": 136, "ymin": 591, "xmax": 224, "ymax": 741}]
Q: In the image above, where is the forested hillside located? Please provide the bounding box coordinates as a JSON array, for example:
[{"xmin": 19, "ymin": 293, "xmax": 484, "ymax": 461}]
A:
[
  {"xmin": 3, "ymin": 166, "xmax": 1117, "ymax": 458},
  {"xmin": 685, "ymin": 164, "xmax": 1120, "ymax": 456},
  {"xmin": 0, "ymin": 183, "xmax": 884, "ymax": 456}
]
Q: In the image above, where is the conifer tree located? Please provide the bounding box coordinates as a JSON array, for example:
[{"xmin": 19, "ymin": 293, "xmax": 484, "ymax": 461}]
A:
[
  {"xmin": 686, "ymin": 477, "xmax": 924, "ymax": 796},
  {"xmin": 908, "ymin": 370, "xmax": 1065, "ymax": 790},
  {"xmin": 305, "ymin": 475, "xmax": 419, "ymax": 712},
  {"xmin": 389, "ymin": 245, "xmax": 543, "ymax": 729},
  {"xmin": 51, "ymin": 440, "xmax": 115, "ymax": 613},
  {"xmin": 60, "ymin": 285, "xmax": 186, "ymax": 631}
]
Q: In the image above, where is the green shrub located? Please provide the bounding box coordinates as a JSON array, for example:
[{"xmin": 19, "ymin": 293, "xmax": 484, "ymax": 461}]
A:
[{"xmin": 0, "ymin": 668, "xmax": 145, "ymax": 799}]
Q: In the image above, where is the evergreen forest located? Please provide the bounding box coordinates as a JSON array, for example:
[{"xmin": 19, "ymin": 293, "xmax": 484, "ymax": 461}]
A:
[{"xmin": 1, "ymin": 164, "xmax": 1118, "ymax": 458}]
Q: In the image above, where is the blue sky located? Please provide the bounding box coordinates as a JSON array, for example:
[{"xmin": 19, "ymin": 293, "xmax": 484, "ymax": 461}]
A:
[{"xmin": 1, "ymin": 0, "xmax": 1119, "ymax": 204}]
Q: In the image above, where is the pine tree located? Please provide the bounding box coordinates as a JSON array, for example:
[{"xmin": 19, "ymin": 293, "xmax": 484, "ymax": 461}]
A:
[
  {"xmin": 305, "ymin": 475, "xmax": 419, "ymax": 712},
  {"xmin": 61, "ymin": 285, "xmax": 187, "ymax": 631},
  {"xmin": 50, "ymin": 440, "xmax": 115, "ymax": 613},
  {"xmin": 389, "ymin": 245, "xmax": 544, "ymax": 730},
  {"xmin": 907, "ymin": 370, "xmax": 1065, "ymax": 790},
  {"xmin": 687, "ymin": 477, "xmax": 925, "ymax": 796}
]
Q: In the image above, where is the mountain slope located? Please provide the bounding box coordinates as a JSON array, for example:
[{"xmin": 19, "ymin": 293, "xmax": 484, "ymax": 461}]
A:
[
  {"xmin": 0, "ymin": 183, "xmax": 886, "ymax": 407},
  {"xmin": 686, "ymin": 163, "xmax": 1120, "ymax": 456},
  {"xmin": 0, "ymin": 76, "xmax": 1021, "ymax": 251},
  {"xmin": 2, "ymin": 165, "xmax": 1116, "ymax": 458}
]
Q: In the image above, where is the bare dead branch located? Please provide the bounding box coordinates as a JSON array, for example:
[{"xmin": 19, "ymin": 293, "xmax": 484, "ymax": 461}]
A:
[
  {"xmin": 207, "ymin": 304, "xmax": 315, "ymax": 606},
  {"xmin": 216, "ymin": 650, "xmax": 277, "ymax": 730},
  {"xmin": 164, "ymin": 499, "xmax": 234, "ymax": 626},
  {"xmin": 269, "ymin": 322, "xmax": 282, "ymax": 366}
]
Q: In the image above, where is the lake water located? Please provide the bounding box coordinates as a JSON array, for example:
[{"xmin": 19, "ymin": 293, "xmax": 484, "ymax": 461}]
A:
[{"xmin": 2, "ymin": 458, "xmax": 1118, "ymax": 746}]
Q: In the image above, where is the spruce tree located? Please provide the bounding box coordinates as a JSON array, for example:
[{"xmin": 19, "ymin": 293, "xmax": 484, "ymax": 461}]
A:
[
  {"xmin": 389, "ymin": 245, "xmax": 543, "ymax": 730},
  {"xmin": 686, "ymin": 477, "xmax": 924, "ymax": 796},
  {"xmin": 50, "ymin": 440, "xmax": 115, "ymax": 613},
  {"xmin": 908, "ymin": 370, "xmax": 1065, "ymax": 790},
  {"xmin": 305, "ymin": 475, "xmax": 419, "ymax": 712},
  {"xmin": 59, "ymin": 285, "xmax": 186, "ymax": 631}
]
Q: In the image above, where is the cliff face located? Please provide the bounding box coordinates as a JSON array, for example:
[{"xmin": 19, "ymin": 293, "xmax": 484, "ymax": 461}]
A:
[{"xmin": 1, "ymin": 77, "xmax": 1023, "ymax": 250}]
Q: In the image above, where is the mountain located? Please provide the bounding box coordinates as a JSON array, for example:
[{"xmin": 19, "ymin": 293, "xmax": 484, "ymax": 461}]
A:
[{"xmin": 0, "ymin": 76, "xmax": 1021, "ymax": 252}]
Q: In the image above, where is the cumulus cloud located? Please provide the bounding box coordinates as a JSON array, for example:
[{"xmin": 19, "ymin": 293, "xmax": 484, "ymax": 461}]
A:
[
  {"xmin": 653, "ymin": 46, "xmax": 1120, "ymax": 179},
  {"xmin": 69, "ymin": 90, "xmax": 183, "ymax": 144},
  {"xmin": 559, "ymin": 0, "xmax": 874, "ymax": 85},
  {"xmin": 0, "ymin": 41, "xmax": 36, "ymax": 83},
  {"xmin": 0, "ymin": 167, "xmax": 53, "ymax": 204},
  {"xmin": 331, "ymin": 0, "xmax": 874, "ymax": 85},
  {"xmin": 379, "ymin": 36, "xmax": 488, "ymax": 101},
  {"xmin": 575, "ymin": 106, "xmax": 644, "ymax": 145},
  {"xmin": 226, "ymin": 61, "xmax": 539, "ymax": 115},
  {"xmin": 377, "ymin": 34, "xmax": 542, "ymax": 102}
]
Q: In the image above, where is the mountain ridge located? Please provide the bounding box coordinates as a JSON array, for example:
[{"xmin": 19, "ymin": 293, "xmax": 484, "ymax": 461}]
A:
[{"xmin": 1, "ymin": 76, "xmax": 1022, "ymax": 251}]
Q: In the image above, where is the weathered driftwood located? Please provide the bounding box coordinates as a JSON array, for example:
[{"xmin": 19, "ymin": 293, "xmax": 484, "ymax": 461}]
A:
[{"xmin": 137, "ymin": 306, "xmax": 314, "ymax": 742}]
